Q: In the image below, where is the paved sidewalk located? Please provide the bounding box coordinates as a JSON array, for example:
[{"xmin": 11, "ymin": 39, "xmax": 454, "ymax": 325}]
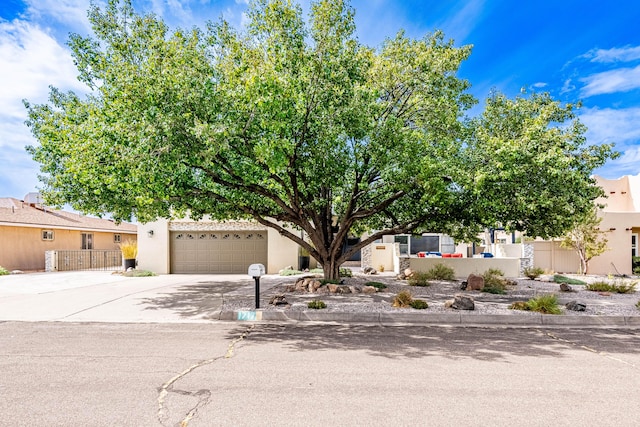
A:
[{"xmin": 0, "ymin": 271, "xmax": 638, "ymax": 327}]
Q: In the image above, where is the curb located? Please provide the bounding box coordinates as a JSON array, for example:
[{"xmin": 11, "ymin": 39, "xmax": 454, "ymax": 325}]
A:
[{"xmin": 220, "ymin": 310, "xmax": 640, "ymax": 327}]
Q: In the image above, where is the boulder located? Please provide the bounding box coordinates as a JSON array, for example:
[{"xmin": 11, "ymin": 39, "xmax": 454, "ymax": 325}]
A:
[
  {"xmin": 363, "ymin": 267, "xmax": 377, "ymax": 275},
  {"xmin": 404, "ymin": 268, "xmax": 414, "ymax": 278},
  {"xmin": 444, "ymin": 299, "xmax": 454, "ymax": 309},
  {"xmin": 269, "ymin": 295, "xmax": 288, "ymax": 306},
  {"xmin": 459, "ymin": 281, "xmax": 468, "ymax": 290},
  {"xmin": 397, "ymin": 273, "xmax": 406, "ymax": 280},
  {"xmin": 311, "ymin": 280, "xmax": 322, "ymax": 291},
  {"xmin": 452, "ymin": 294, "xmax": 475, "ymax": 310},
  {"xmin": 559, "ymin": 283, "xmax": 574, "ymax": 292},
  {"xmin": 362, "ymin": 286, "xmax": 377, "ymax": 294},
  {"xmin": 327, "ymin": 284, "xmax": 339, "ymax": 293},
  {"xmin": 565, "ymin": 300, "xmax": 587, "ymax": 311},
  {"xmin": 466, "ymin": 274, "xmax": 484, "ymax": 291},
  {"xmin": 337, "ymin": 285, "xmax": 352, "ymax": 294}
]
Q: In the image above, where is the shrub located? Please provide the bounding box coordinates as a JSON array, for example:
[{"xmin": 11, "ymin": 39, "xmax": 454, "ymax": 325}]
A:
[
  {"xmin": 586, "ymin": 280, "xmax": 637, "ymax": 294},
  {"xmin": 482, "ymin": 269, "xmax": 508, "ymax": 294},
  {"xmin": 280, "ymin": 269, "xmax": 303, "ymax": 276},
  {"xmin": 307, "ymin": 300, "xmax": 327, "ymax": 309},
  {"xmin": 0, "ymin": 266, "xmax": 9, "ymax": 276},
  {"xmin": 123, "ymin": 270, "xmax": 156, "ymax": 277},
  {"xmin": 509, "ymin": 301, "xmax": 530, "ymax": 311},
  {"xmin": 339, "ymin": 267, "xmax": 353, "ymax": 278},
  {"xmin": 309, "ymin": 268, "xmax": 324, "ymax": 274},
  {"xmin": 365, "ymin": 282, "xmax": 387, "ymax": 290},
  {"xmin": 636, "ymin": 300, "xmax": 640, "ymax": 310},
  {"xmin": 523, "ymin": 266, "xmax": 545, "ymax": 280},
  {"xmin": 424, "ymin": 263, "xmax": 455, "ymax": 281},
  {"xmin": 119, "ymin": 239, "xmax": 138, "ymax": 259},
  {"xmin": 320, "ymin": 278, "xmax": 340, "ymax": 285},
  {"xmin": 525, "ymin": 294, "xmax": 563, "ymax": 315},
  {"xmin": 553, "ymin": 275, "xmax": 586, "ymax": 285},
  {"xmin": 409, "ymin": 299, "xmax": 429, "ymax": 309},
  {"xmin": 407, "ymin": 272, "xmax": 431, "ymax": 287},
  {"xmin": 392, "ymin": 290, "xmax": 413, "ymax": 308}
]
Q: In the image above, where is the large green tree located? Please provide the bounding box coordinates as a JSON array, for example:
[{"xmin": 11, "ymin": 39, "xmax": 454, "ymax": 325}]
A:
[{"xmin": 25, "ymin": 0, "xmax": 615, "ymax": 279}]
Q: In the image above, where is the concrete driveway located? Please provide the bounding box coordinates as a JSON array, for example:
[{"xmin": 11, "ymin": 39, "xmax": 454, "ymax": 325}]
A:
[{"xmin": 0, "ymin": 271, "xmax": 263, "ymax": 323}]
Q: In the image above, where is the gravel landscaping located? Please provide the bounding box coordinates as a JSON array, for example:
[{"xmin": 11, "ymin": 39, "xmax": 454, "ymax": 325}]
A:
[{"xmin": 223, "ymin": 272, "xmax": 640, "ymax": 317}]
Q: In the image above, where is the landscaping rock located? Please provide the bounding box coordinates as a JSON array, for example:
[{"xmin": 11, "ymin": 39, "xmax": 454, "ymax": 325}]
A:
[
  {"xmin": 559, "ymin": 283, "xmax": 574, "ymax": 292},
  {"xmin": 565, "ymin": 300, "xmax": 587, "ymax": 311},
  {"xmin": 362, "ymin": 286, "xmax": 377, "ymax": 294},
  {"xmin": 466, "ymin": 274, "xmax": 484, "ymax": 291},
  {"xmin": 452, "ymin": 294, "xmax": 475, "ymax": 310},
  {"xmin": 327, "ymin": 284, "xmax": 339, "ymax": 293},
  {"xmin": 404, "ymin": 268, "xmax": 414, "ymax": 278},
  {"xmin": 397, "ymin": 273, "xmax": 406, "ymax": 280},
  {"xmin": 444, "ymin": 299, "xmax": 454, "ymax": 308},
  {"xmin": 363, "ymin": 266, "xmax": 377, "ymax": 275},
  {"xmin": 460, "ymin": 281, "xmax": 468, "ymax": 290},
  {"xmin": 337, "ymin": 285, "xmax": 352, "ymax": 294},
  {"xmin": 269, "ymin": 295, "xmax": 288, "ymax": 306},
  {"xmin": 11, "ymin": 270, "xmax": 24, "ymax": 274}
]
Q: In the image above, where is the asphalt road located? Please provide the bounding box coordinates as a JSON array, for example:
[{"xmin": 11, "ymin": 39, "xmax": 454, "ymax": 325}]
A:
[{"xmin": 1, "ymin": 322, "xmax": 639, "ymax": 426}]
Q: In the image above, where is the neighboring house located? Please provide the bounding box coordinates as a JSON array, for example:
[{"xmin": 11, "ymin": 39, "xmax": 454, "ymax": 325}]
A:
[
  {"xmin": 531, "ymin": 174, "xmax": 640, "ymax": 275},
  {"xmin": 137, "ymin": 218, "xmax": 301, "ymax": 274},
  {"xmin": 0, "ymin": 194, "xmax": 137, "ymax": 271}
]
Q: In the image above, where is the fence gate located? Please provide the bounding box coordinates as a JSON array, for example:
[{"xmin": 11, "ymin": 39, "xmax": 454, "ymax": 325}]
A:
[{"xmin": 46, "ymin": 250, "xmax": 123, "ymax": 272}]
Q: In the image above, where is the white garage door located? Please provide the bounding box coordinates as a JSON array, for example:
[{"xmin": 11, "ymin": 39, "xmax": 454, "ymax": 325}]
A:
[{"xmin": 171, "ymin": 231, "xmax": 268, "ymax": 274}]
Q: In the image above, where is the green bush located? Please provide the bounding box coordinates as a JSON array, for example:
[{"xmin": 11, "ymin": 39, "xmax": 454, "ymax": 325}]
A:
[
  {"xmin": 407, "ymin": 272, "xmax": 431, "ymax": 287},
  {"xmin": 392, "ymin": 290, "xmax": 413, "ymax": 308},
  {"xmin": 633, "ymin": 257, "xmax": 640, "ymax": 274},
  {"xmin": 509, "ymin": 301, "xmax": 530, "ymax": 311},
  {"xmin": 553, "ymin": 275, "xmax": 586, "ymax": 285},
  {"xmin": 280, "ymin": 269, "xmax": 303, "ymax": 276},
  {"xmin": 123, "ymin": 270, "xmax": 157, "ymax": 277},
  {"xmin": 0, "ymin": 266, "xmax": 9, "ymax": 276},
  {"xmin": 307, "ymin": 300, "xmax": 327, "ymax": 309},
  {"xmin": 320, "ymin": 278, "xmax": 340, "ymax": 286},
  {"xmin": 586, "ymin": 280, "xmax": 637, "ymax": 294},
  {"xmin": 525, "ymin": 294, "xmax": 563, "ymax": 315},
  {"xmin": 409, "ymin": 299, "xmax": 429, "ymax": 309},
  {"xmin": 339, "ymin": 267, "xmax": 353, "ymax": 278},
  {"xmin": 424, "ymin": 263, "xmax": 455, "ymax": 281},
  {"xmin": 523, "ymin": 266, "xmax": 545, "ymax": 280},
  {"xmin": 482, "ymin": 269, "xmax": 508, "ymax": 294},
  {"xmin": 636, "ymin": 300, "xmax": 640, "ymax": 310},
  {"xmin": 365, "ymin": 282, "xmax": 387, "ymax": 290},
  {"xmin": 309, "ymin": 268, "xmax": 324, "ymax": 274}
]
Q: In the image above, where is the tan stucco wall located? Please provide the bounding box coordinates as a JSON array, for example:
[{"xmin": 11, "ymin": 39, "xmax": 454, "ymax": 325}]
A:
[
  {"xmin": 137, "ymin": 218, "xmax": 300, "ymax": 274},
  {"xmin": 408, "ymin": 257, "xmax": 522, "ymax": 278},
  {"xmin": 0, "ymin": 225, "xmax": 135, "ymax": 271}
]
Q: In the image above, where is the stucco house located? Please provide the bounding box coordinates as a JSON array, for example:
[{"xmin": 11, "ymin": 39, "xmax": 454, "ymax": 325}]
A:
[
  {"xmin": 0, "ymin": 194, "xmax": 137, "ymax": 271},
  {"xmin": 137, "ymin": 218, "xmax": 301, "ymax": 274}
]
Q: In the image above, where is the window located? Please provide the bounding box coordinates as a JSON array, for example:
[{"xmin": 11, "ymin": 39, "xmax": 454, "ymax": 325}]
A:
[
  {"xmin": 81, "ymin": 233, "xmax": 94, "ymax": 250},
  {"xmin": 114, "ymin": 234, "xmax": 121, "ymax": 243},
  {"xmin": 632, "ymin": 234, "xmax": 638, "ymax": 258},
  {"xmin": 42, "ymin": 230, "xmax": 54, "ymax": 241}
]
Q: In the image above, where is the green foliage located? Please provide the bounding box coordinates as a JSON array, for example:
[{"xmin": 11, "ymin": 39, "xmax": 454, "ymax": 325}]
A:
[
  {"xmin": 309, "ymin": 268, "xmax": 324, "ymax": 274},
  {"xmin": 280, "ymin": 269, "xmax": 303, "ymax": 276},
  {"xmin": 339, "ymin": 268, "xmax": 353, "ymax": 278},
  {"xmin": 636, "ymin": 300, "xmax": 640, "ymax": 310},
  {"xmin": 524, "ymin": 294, "xmax": 563, "ymax": 315},
  {"xmin": 119, "ymin": 240, "xmax": 138, "ymax": 259},
  {"xmin": 409, "ymin": 299, "xmax": 429, "ymax": 309},
  {"xmin": 307, "ymin": 300, "xmax": 327, "ymax": 310},
  {"xmin": 123, "ymin": 270, "xmax": 157, "ymax": 277},
  {"xmin": 523, "ymin": 266, "xmax": 545, "ymax": 279},
  {"xmin": 407, "ymin": 272, "xmax": 432, "ymax": 287},
  {"xmin": 24, "ymin": 0, "xmax": 616, "ymax": 282},
  {"xmin": 423, "ymin": 263, "xmax": 456, "ymax": 281},
  {"xmin": 585, "ymin": 280, "xmax": 637, "ymax": 294},
  {"xmin": 553, "ymin": 275, "xmax": 586, "ymax": 285},
  {"xmin": 392, "ymin": 290, "xmax": 413, "ymax": 308},
  {"xmin": 560, "ymin": 207, "xmax": 609, "ymax": 274},
  {"xmin": 0, "ymin": 266, "xmax": 9, "ymax": 276},
  {"xmin": 365, "ymin": 282, "xmax": 387, "ymax": 290},
  {"xmin": 320, "ymin": 278, "xmax": 340, "ymax": 286},
  {"xmin": 633, "ymin": 257, "xmax": 640, "ymax": 275},
  {"xmin": 482, "ymin": 269, "xmax": 508, "ymax": 294}
]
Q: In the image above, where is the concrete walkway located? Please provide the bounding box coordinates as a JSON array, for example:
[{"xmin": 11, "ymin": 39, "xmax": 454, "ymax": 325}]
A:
[{"xmin": 0, "ymin": 271, "xmax": 638, "ymax": 326}]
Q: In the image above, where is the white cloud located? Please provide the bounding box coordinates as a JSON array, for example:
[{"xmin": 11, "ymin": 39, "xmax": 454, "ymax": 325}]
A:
[
  {"xmin": 580, "ymin": 106, "xmax": 640, "ymax": 146},
  {"xmin": 0, "ymin": 20, "xmax": 85, "ymax": 119},
  {"xmin": 23, "ymin": 0, "xmax": 98, "ymax": 31},
  {"xmin": 579, "ymin": 64, "xmax": 640, "ymax": 97},
  {"xmin": 436, "ymin": 0, "xmax": 485, "ymax": 43},
  {"xmin": 586, "ymin": 45, "xmax": 640, "ymax": 63}
]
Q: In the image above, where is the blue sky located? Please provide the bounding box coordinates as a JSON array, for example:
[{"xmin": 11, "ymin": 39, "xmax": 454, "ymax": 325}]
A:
[{"xmin": 1, "ymin": 0, "xmax": 639, "ymax": 198}]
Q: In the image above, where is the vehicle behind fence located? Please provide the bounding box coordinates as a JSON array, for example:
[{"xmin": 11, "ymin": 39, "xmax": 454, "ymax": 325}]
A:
[{"xmin": 45, "ymin": 250, "xmax": 123, "ymax": 272}]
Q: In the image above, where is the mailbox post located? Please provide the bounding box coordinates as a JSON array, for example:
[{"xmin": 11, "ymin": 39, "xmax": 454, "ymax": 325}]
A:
[{"xmin": 248, "ymin": 263, "xmax": 265, "ymax": 309}]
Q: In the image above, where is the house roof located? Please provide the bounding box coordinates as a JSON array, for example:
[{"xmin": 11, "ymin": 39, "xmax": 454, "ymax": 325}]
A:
[{"xmin": 0, "ymin": 197, "xmax": 137, "ymax": 233}]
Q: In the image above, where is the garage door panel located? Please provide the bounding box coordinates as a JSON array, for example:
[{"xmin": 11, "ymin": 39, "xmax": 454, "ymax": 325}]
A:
[{"xmin": 171, "ymin": 230, "xmax": 268, "ymax": 274}]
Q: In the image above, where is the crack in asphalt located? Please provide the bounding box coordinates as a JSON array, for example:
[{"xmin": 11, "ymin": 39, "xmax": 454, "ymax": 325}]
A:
[
  {"xmin": 157, "ymin": 324, "xmax": 255, "ymax": 427},
  {"xmin": 542, "ymin": 329, "xmax": 639, "ymax": 370}
]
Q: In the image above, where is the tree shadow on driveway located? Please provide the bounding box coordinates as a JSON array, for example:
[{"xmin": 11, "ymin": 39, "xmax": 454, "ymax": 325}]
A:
[{"xmin": 227, "ymin": 323, "xmax": 640, "ymax": 362}]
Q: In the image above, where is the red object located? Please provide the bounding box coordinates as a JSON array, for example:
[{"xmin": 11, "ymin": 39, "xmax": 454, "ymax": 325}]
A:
[
  {"xmin": 452, "ymin": 253, "xmax": 463, "ymax": 258},
  {"xmin": 442, "ymin": 253, "xmax": 452, "ymax": 258},
  {"xmin": 417, "ymin": 252, "xmax": 426, "ymax": 258}
]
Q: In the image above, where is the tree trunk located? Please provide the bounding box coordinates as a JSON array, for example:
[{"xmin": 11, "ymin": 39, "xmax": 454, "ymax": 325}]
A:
[{"xmin": 322, "ymin": 257, "xmax": 340, "ymax": 281}]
